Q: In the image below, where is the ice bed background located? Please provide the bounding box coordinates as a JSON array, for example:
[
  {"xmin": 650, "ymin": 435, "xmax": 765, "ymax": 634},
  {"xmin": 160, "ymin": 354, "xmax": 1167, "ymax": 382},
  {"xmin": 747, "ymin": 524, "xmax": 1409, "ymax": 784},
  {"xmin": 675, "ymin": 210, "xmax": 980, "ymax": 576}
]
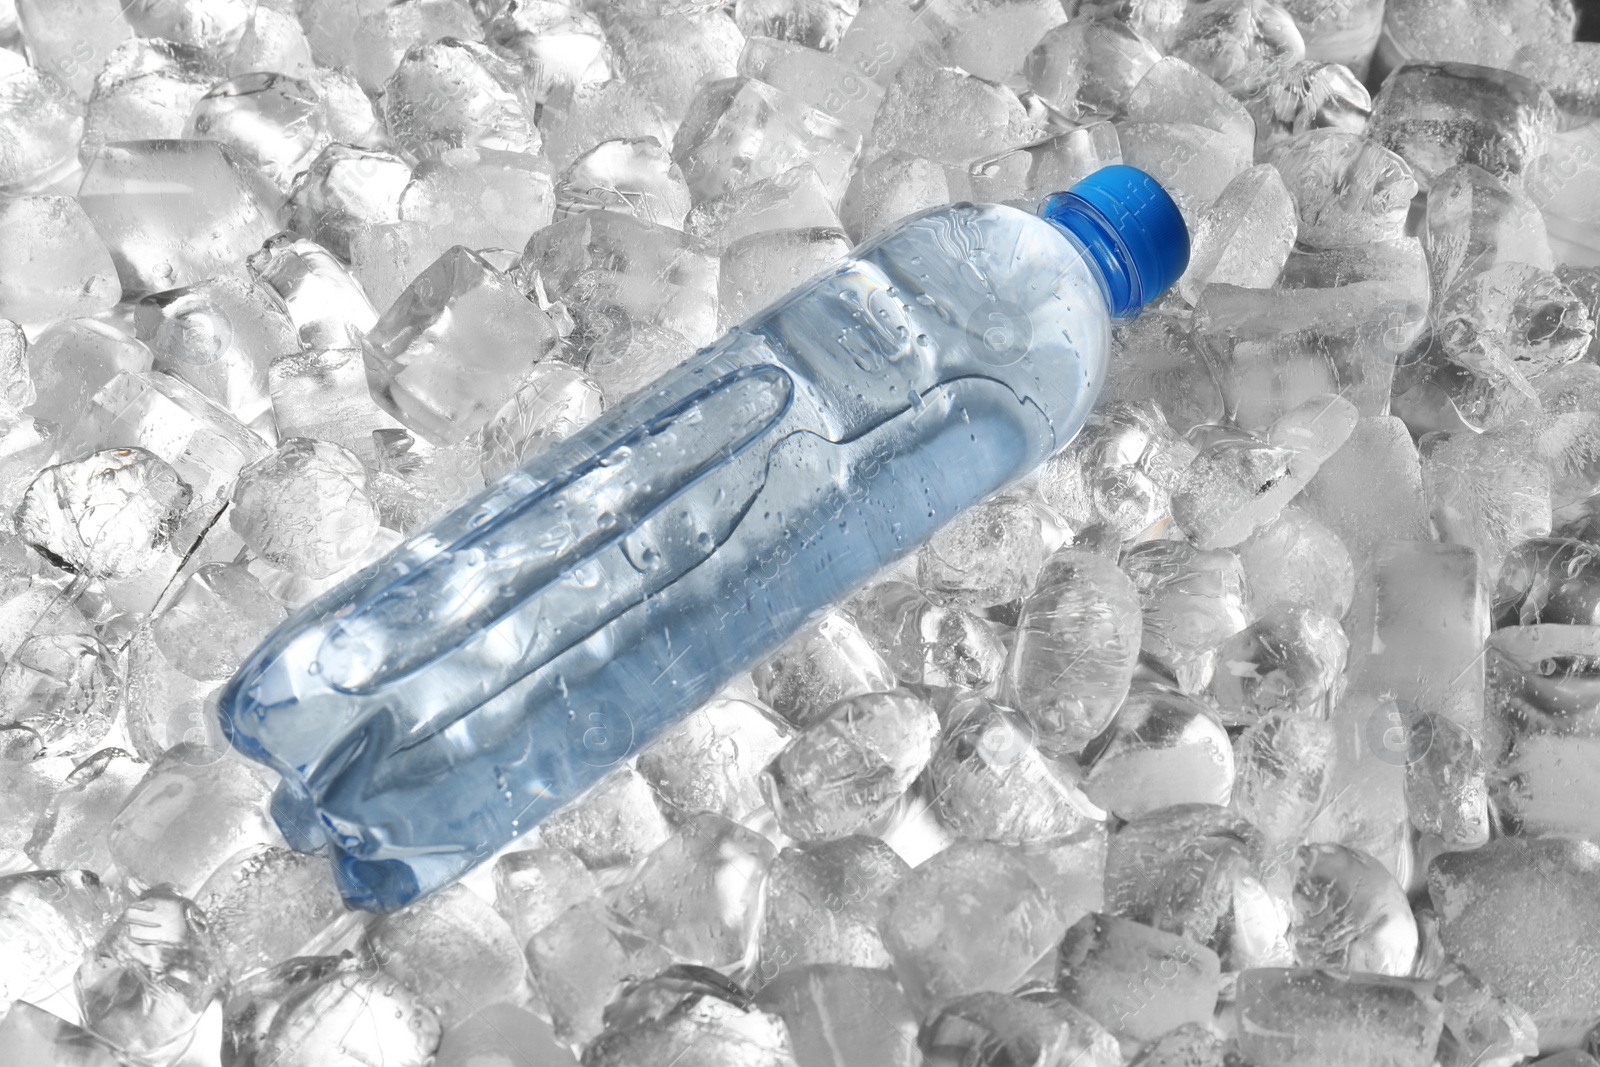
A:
[{"xmin": 4, "ymin": 0, "xmax": 1600, "ymax": 1064}]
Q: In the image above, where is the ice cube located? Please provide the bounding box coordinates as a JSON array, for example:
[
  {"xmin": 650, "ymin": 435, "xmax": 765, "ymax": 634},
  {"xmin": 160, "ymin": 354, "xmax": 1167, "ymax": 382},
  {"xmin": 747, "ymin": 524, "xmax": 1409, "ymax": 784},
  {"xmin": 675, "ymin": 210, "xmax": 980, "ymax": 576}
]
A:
[
  {"xmin": 866, "ymin": 60, "xmax": 1045, "ymax": 167},
  {"xmin": 250, "ymin": 233, "xmax": 380, "ymax": 350},
  {"xmin": 1404, "ymin": 711, "xmax": 1489, "ymax": 848},
  {"xmin": 397, "ymin": 147, "xmax": 555, "ymax": 252},
  {"xmin": 1512, "ymin": 40, "xmax": 1600, "ymax": 122},
  {"xmin": 1532, "ymin": 362, "xmax": 1600, "ymax": 508},
  {"xmin": 75, "ymin": 886, "xmax": 223, "ymax": 1062},
  {"xmin": 191, "ymin": 844, "xmax": 345, "ymax": 982},
  {"xmin": 492, "ymin": 844, "xmax": 602, "ymax": 945},
  {"xmin": 0, "ymin": 632, "xmax": 118, "ymax": 759},
  {"xmin": 719, "ymin": 226, "xmax": 851, "ymax": 329},
  {"xmin": 1121, "ymin": 540, "xmax": 1251, "ymax": 692},
  {"xmin": 0, "ymin": 68, "xmax": 82, "ymax": 196},
  {"xmin": 12, "ymin": 0, "xmax": 132, "ymax": 101},
  {"xmin": 1424, "ymin": 164, "xmax": 1553, "ymax": 300},
  {"xmin": 762, "ymin": 689, "xmax": 939, "ymax": 840},
  {"xmin": 1024, "ymin": 17, "xmax": 1162, "ymax": 120},
  {"xmin": 917, "ymin": 492, "xmax": 1051, "ymax": 610},
  {"xmin": 604, "ymin": 10, "xmax": 746, "ymax": 125},
  {"xmin": 1037, "ymin": 400, "xmax": 1196, "ymax": 540},
  {"xmin": 315, "ymin": 0, "xmax": 483, "ymax": 93},
  {"xmin": 0, "ymin": 197, "xmax": 121, "ymax": 335},
  {"xmin": 1, "ymin": 757, "xmax": 67, "ymax": 862},
  {"xmin": 838, "ymin": 152, "xmax": 949, "ymax": 242},
  {"xmin": 1297, "ymin": 416, "xmax": 1431, "ymax": 578},
  {"xmin": 185, "ymin": 74, "xmax": 329, "ymax": 197},
  {"xmin": 228, "ymin": 1, "xmax": 316, "ymax": 78},
  {"xmin": 0, "ymin": 1001, "xmax": 122, "ymax": 1067},
  {"xmin": 1056, "ymin": 912, "xmax": 1222, "ymax": 1043},
  {"xmin": 1291, "ymin": 843, "xmax": 1418, "ymax": 976},
  {"xmin": 76, "ymin": 140, "xmax": 283, "ymax": 297},
  {"xmin": 879, "ymin": 839, "xmax": 1067, "ymax": 1006},
  {"xmin": 1493, "ymin": 537, "xmax": 1600, "ymax": 627},
  {"xmin": 1429, "ymin": 838, "xmax": 1600, "ymax": 1044},
  {"xmin": 1194, "ymin": 284, "xmax": 1420, "ymax": 431},
  {"xmin": 382, "ymin": 37, "xmax": 540, "ymax": 159},
  {"xmin": 14, "ymin": 447, "xmax": 191, "ymax": 581},
  {"xmin": 1279, "ymin": 0, "xmax": 1383, "ymax": 77},
  {"xmin": 925, "ymin": 694, "xmax": 1101, "ymax": 844},
  {"xmin": 267, "ymin": 347, "xmax": 400, "ymax": 456},
  {"xmin": 555, "ymin": 137, "xmax": 690, "ymax": 230},
  {"xmin": 967, "ymin": 122, "xmax": 1123, "ymax": 205},
  {"xmin": 1244, "ymin": 60, "xmax": 1373, "ymax": 156},
  {"xmin": 0, "ymin": 870, "xmax": 116, "ymax": 1014},
  {"xmin": 537, "ymin": 79, "xmax": 675, "ymax": 172},
  {"xmin": 1368, "ymin": 61, "xmax": 1558, "ymax": 191},
  {"xmin": 1437, "ymin": 262, "xmax": 1593, "ymax": 387},
  {"xmin": 302, "ymin": 68, "xmax": 389, "ymax": 151},
  {"xmin": 752, "ymin": 611, "xmax": 896, "ymax": 727},
  {"xmin": 636, "ymin": 697, "xmax": 793, "ymax": 823},
  {"xmin": 584, "ymin": 975, "xmax": 797, "ymax": 1067},
  {"xmin": 685, "ymin": 163, "xmax": 844, "ymax": 253},
  {"xmin": 1433, "ymin": 964, "xmax": 1541, "ymax": 1067},
  {"xmin": 108, "ymin": 745, "xmax": 277, "ymax": 896},
  {"xmin": 1421, "ymin": 430, "xmax": 1552, "ymax": 582},
  {"xmin": 229, "ymin": 438, "xmax": 380, "ymax": 579},
  {"xmin": 133, "ymin": 274, "xmax": 298, "ymax": 439},
  {"xmin": 364, "ymin": 882, "xmax": 533, "ymax": 1028},
  {"xmin": 79, "ymin": 38, "xmax": 224, "ymax": 165},
  {"xmin": 1208, "ymin": 607, "xmax": 1347, "ymax": 725},
  {"xmin": 1115, "ymin": 121, "xmax": 1253, "ymax": 225},
  {"xmin": 1126, "ymin": 56, "xmax": 1254, "ymax": 148},
  {"xmin": 152, "ymin": 563, "xmax": 285, "ymax": 682},
  {"xmin": 538, "ymin": 764, "xmax": 672, "ymax": 872},
  {"xmin": 755, "ymin": 964, "xmax": 919, "ymax": 1067},
  {"xmin": 1080, "ymin": 684, "xmax": 1236, "ymax": 817},
  {"xmin": 1176, "ymin": 164, "xmax": 1298, "ymax": 305},
  {"xmin": 479, "ymin": 361, "xmax": 605, "ymax": 480},
  {"xmin": 1236, "ymin": 506, "xmax": 1355, "ymax": 619},
  {"xmin": 523, "ymin": 900, "xmax": 673, "ymax": 1047},
  {"xmin": 248, "ymin": 960, "xmax": 443, "ymax": 1067},
  {"xmin": 122, "ymin": 627, "xmax": 226, "ymax": 762},
  {"xmin": 737, "ymin": 36, "xmax": 885, "ymax": 136},
  {"xmin": 852, "ymin": 580, "xmax": 1007, "ymax": 689},
  {"xmin": 119, "ymin": 0, "xmax": 253, "ymax": 51},
  {"xmin": 918, "ymin": 989, "xmax": 1124, "ymax": 1067},
  {"xmin": 1102, "ymin": 309, "xmax": 1225, "ymax": 434},
  {"xmin": 25, "ymin": 748, "xmax": 144, "ymax": 876},
  {"xmin": 1234, "ymin": 969, "xmax": 1444, "ymax": 1067},
  {"xmin": 434, "ymin": 1003, "xmax": 578, "ymax": 1067},
  {"xmin": 1169, "ymin": 0, "xmax": 1305, "ymax": 95},
  {"xmin": 1269, "ymin": 131, "xmax": 1418, "ymax": 249},
  {"xmin": 1376, "ymin": 0, "xmax": 1574, "ymax": 74},
  {"xmin": 1231, "ymin": 710, "xmax": 1337, "ymax": 848},
  {"xmin": 364, "ymin": 246, "xmax": 561, "ymax": 444},
  {"xmin": 733, "ymin": 0, "xmax": 857, "ymax": 50},
  {"xmin": 757, "ymin": 835, "xmax": 907, "ymax": 979},
  {"xmin": 284, "ymin": 143, "xmax": 412, "ymax": 261},
  {"xmin": 483, "ymin": 2, "xmax": 611, "ymax": 104}
]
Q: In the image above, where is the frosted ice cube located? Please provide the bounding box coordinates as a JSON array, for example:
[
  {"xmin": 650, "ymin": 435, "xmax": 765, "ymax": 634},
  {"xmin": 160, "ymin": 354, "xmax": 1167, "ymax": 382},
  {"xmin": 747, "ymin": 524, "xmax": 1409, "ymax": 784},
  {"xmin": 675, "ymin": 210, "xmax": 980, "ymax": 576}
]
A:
[
  {"xmin": 1102, "ymin": 309, "xmax": 1225, "ymax": 434},
  {"xmin": 0, "ymin": 197, "xmax": 120, "ymax": 334},
  {"xmin": 637, "ymin": 697, "xmax": 793, "ymax": 823},
  {"xmin": 0, "ymin": 68, "xmax": 82, "ymax": 196},
  {"xmin": 761, "ymin": 689, "xmax": 939, "ymax": 840},
  {"xmin": 483, "ymin": 2, "xmax": 611, "ymax": 104},
  {"xmin": 0, "ymin": 869, "xmax": 115, "ymax": 1014},
  {"xmin": 555, "ymin": 137, "xmax": 690, "ymax": 230},
  {"xmin": 193, "ymin": 844, "xmax": 345, "ymax": 982},
  {"xmin": 1369, "ymin": 61, "xmax": 1558, "ymax": 191},
  {"xmin": 0, "ymin": 1002, "xmax": 122, "ymax": 1067},
  {"xmin": 719, "ymin": 226, "xmax": 851, "ymax": 329},
  {"xmin": 133, "ymin": 274, "xmax": 298, "ymax": 439},
  {"xmin": 1208, "ymin": 607, "xmax": 1347, "ymax": 724},
  {"xmin": 1121, "ymin": 540, "xmax": 1251, "ymax": 692},
  {"xmin": 1433, "ymin": 964, "xmax": 1541, "ymax": 1067},
  {"xmin": 537, "ymin": 79, "xmax": 675, "ymax": 171},
  {"xmin": 852, "ymin": 580, "xmax": 1006, "ymax": 689},
  {"xmin": 1169, "ymin": 0, "xmax": 1305, "ymax": 95},
  {"xmin": 524, "ymin": 900, "xmax": 673, "ymax": 1047},
  {"xmin": 1304, "ymin": 690, "xmax": 1413, "ymax": 883},
  {"xmin": 866, "ymin": 60, "xmax": 1045, "ymax": 167},
  {"xmin": 753, "ymin": 964, "xmax": 918, "ymax": 1067},
  {"xmin": 398, "ymin": 147, "xmax": 556, "ymax": 251},
  {"xmin": 79, "ymin": 38, "xmax": 224, "ymax": 165},
  {"xmin": 617, "ymin": 811, "xmax": 775, "ymax": 968},
  {"xmin": 838, "ymin": 152, "xmax": 949, "ymax": 242},
  {"xmin": 1234, "ymin": 969, "xmax": 1444, "ymax": 1067},
  {"xmin": 685, "ymin": 163, "xmax": 843, "ymax": 253},
  {"xmin": 1036, "ymin": 400, "xmax": 1194, "ymax": 540},
  {"xmin": 1421, "ymin": 430, "xmax": 1551, "ymax": 582},
  {"xmin": 284, "ymin": 143, "xmax": 412, "ymax": 261},
  {"xmin": 1236, "ymin": 506, "xmax": 1355, "ymax": 619},
  {"xmin": 250, "ymin": 233, "xmax": 380, "ymax": 350},
  {"xmin": 108, "ymin": 745, "xmax": 277, "ymax": 896},
  {"xmin": 364, "ymin": 882, "xmax": 533, "ymax": 1028},
  {"xmin": 1425, "ymin": 164, "xmax": 1553, "ymax": 300},
  {"xmin": 1231, "ymin": 710, "xmax": 1337, "ymax": 847},
  {"xmin": 917, "ymin": 492, "xmax": 1051, "ymax": 610},
  {"xmin": 0, "ymin": 757, "xmax": 65, "ymax": 861},
  {"xmin": 1493, "ymin": 537, "xmax": 1600, "ymax": 627},
  {"xmin": 1269, "ymin": 131, "xmax": 1418, "ymax": 249},
  {"xmin": 76, "ymin": 140, "xmax": 282, "ymax": 297},
  {"xmin": 1429, "ymin": 838, "xmax": 1600, "ymax": 1044},
  {"xmin": 0, "ymin": 632, "xmax": 118, "ymax": 759},
  {"xmin": 1177, "ymin": 164, "xmax": 1298, "ymax": 305},
  {"xmin": 880, "ymin": 839, "xmax": 1067, "ymax": 1007},
  {"xmin": 737, "ymin": 36, "xmax": 885, "ymax": 136},
  {"xmin": 229, "ymin": 438, "xmax": 380, "ymax": 579},
  {"xmin": 757, "ymin": 835, "xmax": 906, "ymax": 978},
  {"xmin": 752, "ymin": 611, "xmax": 895, "ymax": 727},
  {"xmin": 1280, "ymin": 0, "xmax": 1383, "ymax": 77},
  {"xmin": 382, "ymin": 37, "xmax": 540, "ymax": 159},
  {"xmin": 1024, "ymin": 17, "xmax": 1162, "ymax": 120},
  {"xmin": 364, "ymin": 246, "xmax": 561, "ymax": 444},
  {"xmin": 1532, "ymin": 359, "xmax": 1600, "ymax": 508},
  {"xmin": 1404, "ymin": 711, "xmax": 1489, "ymax": 847},
  {"xmin": 538, "ymin": 764, "xmax": 672, "ymax": 872},
  {"xmin": 1244, "ymin": 60, "xmax": 1372, "ymax": 156},
  {"xmin": 1291, "ymin": 843, "xmax": 1418, "ymax": 976},
  {"xmin": 1297, "ymin": 417, "xmax": 1429, "ymax": 584},
  {"xmin": 26, "ymin": 748, "xmax": 144, "ymax": 876},
  {"xmin": 604, "ymin": 10, "xmax": 746, "ymax": 125},
  {"xmin": 1056, "ymin": 912, "xmax": 1222, "ymax": 1043},
  {"xmin": 1080, "ymin": 684, "xmax": 1235, "ymax": 817},
  {"xmin": 15, "ymin": 447, "xmax": 191, "ymax": 581},
  {"xmin": 1512, "ymin": 40, "xmax": 1600, "ymax": 121},
  {"xmin": 733, "ymin": 0, "xmax": 857, "ymax": 50},
  {"xmin": 122, "ymin": 627, "xmax": 226, "ymax": 762},
  {"xmin": 120, "ymin": 0, "xmax": 252, "ymax": 51},
  {"xmin": 75, "ymin": 886, "xmax": 223, "ymax": 1063},
  {"xmin": 926, "ymin": 694, "xmax": 1101, "ymax": 844}
]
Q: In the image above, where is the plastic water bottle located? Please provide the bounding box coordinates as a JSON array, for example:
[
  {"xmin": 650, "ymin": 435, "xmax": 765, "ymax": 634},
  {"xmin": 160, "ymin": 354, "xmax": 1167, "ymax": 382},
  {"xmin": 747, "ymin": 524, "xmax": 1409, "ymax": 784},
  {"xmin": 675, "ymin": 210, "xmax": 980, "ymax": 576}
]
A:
[{"xmin": 219, "ymin": 165, "xmax": 1189, "ymax": 909}]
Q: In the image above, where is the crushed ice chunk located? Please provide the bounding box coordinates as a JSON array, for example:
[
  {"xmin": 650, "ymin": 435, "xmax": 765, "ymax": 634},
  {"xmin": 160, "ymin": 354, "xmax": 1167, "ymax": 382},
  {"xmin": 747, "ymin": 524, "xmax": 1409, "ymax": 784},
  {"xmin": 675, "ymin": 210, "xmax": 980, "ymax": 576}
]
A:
[
  {"xmin": 1404, "ymin": 711, "xmax": 1490, "ymax": 848},
  {"xmin": 754, "ymin": 964, "xmax": 919, "ymax": 1067},
  {"xmin": 492, "ymin": 844, "xmax": 602, "ymax": 945},
  {"xmin": 230, "ymin": 438, "xmax": 381, "ymax": 579},
  {"xmin": 757, "ymin": 835, "xmax": 906, "ymax": 977},
  {"xmin": 484, "ymin": 1, "xmax": 612, "ymax": 104},
  {"xmin": 1291, "ymin": 843, "xmax": 1418, "ymax": 976},
  {"xmin": 79, "ymin": 38, "xmax": 224, "ymax": 165},
  {"xmin": 737, "ymin": 36, "xmax": 885, "ymax": 136},
  {"xmin": 284, "ymin": 144, "xmax": 412, "ymax": 261},
  {"xmin": 382, "ymin": 37, "xmax": 541, "ymax": 158},
  {"xmin": 479, "ymin": 361, "xmax": 605, "ymax": 480},
  {"xmin": 1025, "ymin": 16, "xmax": 1162, "ymax": 120},
  {"xmin": 1424, "ymin": 163, "xmax": 1553, "ymax": 299},
  {"xmin": 1080, "ymin": 683, "xmax": 1235, "ymax": 816},
  {"xmin": 1056, "ymin": 912, "xmax": 1222, "ymax": 1042},
  {"xmin": 247, "ymin": 958, "xmax": 443, "ymax": 1067},
  {"xmin": 1037, "ymin": 400, "xmax": 1196, "ymax": 540},
  {"xmin": 15, "ymin": 447, "xmax": 191, "ymax": 580},
  {"xmin": 26, "ymin": 748, "xmax": 145, "ymax": 875},
  {"xmin": 1269, "ymin": 130, "xmax": 1417, "ymax": 249},
  {"xmin": 0, "ymin": 197, "xmax": 121, "ymax": 334},
  {"xmin": 0, "ymin": 1001, "xmax": 122, "ymax": 1066},
  {"xmin": 193, "ymin": 844, "xmax": 345, "ymax": 982},
  {"xmin": 1207, "ymin": 607, "xmax": 1348, "ymax": 725},
  {"xmin": 752, "ymin": 611, "xmax": 895, "ymax": 727},
  {"xmin": 1421, "ymin": 429, "xmax": 1552, "ymax": 581}
]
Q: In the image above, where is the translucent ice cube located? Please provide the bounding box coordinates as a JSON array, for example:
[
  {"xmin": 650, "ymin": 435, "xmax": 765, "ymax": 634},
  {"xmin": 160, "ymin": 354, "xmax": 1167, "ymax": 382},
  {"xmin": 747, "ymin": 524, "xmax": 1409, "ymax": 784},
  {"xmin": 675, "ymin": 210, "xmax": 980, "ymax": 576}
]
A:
[
  {"xmin": 1404, "ymin": 711, "xmax": 1489, "ymax": 848},
  {"xmin": 1080, "ymin": 683, "xmax": 1236, "ymax": 817},
  {"xmin": 193, "ymin": 844, "xmax": 346, "ymax": 982},
  {"xmin": 26, "ymin": 748, "xmax": 145, "ymax": 876},
  {"xmin": 0, "ymin": 869, "xmax": 115, "ymax": 1014},
  {"xmin": 733, "ymin": 0, "xmax": 858, "ymax": 52},
  {"xmin": 752, "ymin": 611, "xmax": 896, "ymax": 727},
  {"xmin": 1244, "ymin": 60, "xmax": 1372, "ymax": 156},
  {"xmin": 1436, "ymin": 262, "xmax": 1593, "ymax": 386},
  {"xmin": 230, "ymin": 438, "xmax": 381, "ymax": 579},
  {"xmin": 556, "ymin": 137, "xmax": 690, "ymax": 230},
  {"xmin": 492, "ymin": 844, "xmax": 602, "ymax": 944},
  {"xmin": 1208, "ymin": 607, "xmax": 1347, "ymax": 724},
  {"xmin": 248, "ymin": 961, "xmax": 443, "ymax": 1067},
  {"xmin": 523, "ymin": 900, "xmax": 673, "ymax": 1047},
  {"xmin": 1024, "ymin": 17, "xmax": 1162, "ymax": 120},
  {"xmin": 1177, "ymin": 164, "xmax": 1298, "ymax": 305},
  {"xmin": 637, "ymin": 696, "xmax": 793, "ymax": 823},
  {"xmin": 1115, "ymin": 121, "xmax": 1253, "ymax": 225},
  {"xmin": 1421, "ymin": 430, "xmax": 1552, "ymax": 582},
  {"xmin": 382, "ymin": 37, "xmax": 541, "ymax": 159},
  {"xmin": 1037, "ymin": 400, "xmax": 1196, "ymax": 540},
  {"xmin": 1269, "ymin": 131, "xmax": 1418, "ymax": 249},
  {"xmin": 916, "ymin": 492, "xmax": 1051, "ymax": 610},
  {"xmin": 1234, "ymin": 969, "xmax": 1444, "ymax": 1067},
  {"xmin": 603, "ymin": 10, "xmax": 746, "ymax": 125},
  {"xmin": 866, "ymin": 60, "xmax": 1045, "ymax": 167},
  {"xmin": 536, "ymin": 79, "xmax": 675, "ymax": 172},
  {"xmin": 402, "ymin": 148, "xmax": 557, "ymax": 254},
  {"xmin": 685, "ymin": 163, "xmax": 843, "ymax": 253},
  {"xmin": 0, "ymin": 1002, "xmax": 122, "ymax": 1067},
  {"xmin": 853, "ymin": 580, "xmax": 1006, "ymax": 689},
  {"xmin": 1376, "ymin": 0, "xmax": 1574, "ymax": 74},
  {"xmin": 13, "ymin": 0, "xmax": 132, "ymax": 101},
  {"xmin": 583, "ymin": 975, "xmax": 797, "ymax": 1067},
  {"xmin": 434, "ymin": 1003, "xmax": 578, "ymax": 1067},
  {"xmin": 1056, "ymin": 912, "xmax": 1222, "ymax": 1043},
  {"xmin": 1291, "ymin": 843, "xmax": 1418, "ymax": 976},
  {"xmin": 1102, "ymin": 309, "xmax": 1225, "ymax": 434},
  {"xmin": 757, "ymin": 835, "xmax": 907, "ymax": 978},
  {"xmin": 1169, "ymin": 0, "xmax": 1305, "ymax": 95},
  {"xmin": 838, "ymin": 152, "xmax": 949, "ymax": 242},
  {"xmin": 1126, "ymin": 57, "xmax": 1254, "ymax": 148},
  {"xmin": 1121, "ymin": 540, "xmax": 1251, "ymax": 692},
  {"xmin": 1298, "ymin": 416, "xmax": 1430, "ymax": 582},
  {"xmin": 737, "ymin": 36, "xmax": 886, "ymax": 136},
  {"xmin": 249, "ymin": 233, "xmax": 380, "ymax": 350},
  {"xmin": 153, "ymin": 562, "xmax": 286, "ymax": 681},
  {"xmin": 267, "ymin": 347, "xmax": 401, "ymax": 456},
  {"xmin": 1236, "ymin": 506, "xmax": 1355, "ymax": 619},
  {"xmin": 0, "ymin": 68, "xmax": 82, "ymax": 196},
  {"xmin": 0, "ymin": 197, "xmax": 121, "ymax": 334},
  {"xmin": 283, "ymin": 144, "xmax": 412, "ymax": 261},
  {"xmin": 483, "ymin": 1, "xmax": 612, "ymax": 104},
  {"xmin": 754, "ymin": 964, "xmax": 920, "ymax": 1067},
  {"xmin": 719, "ymin": 226, "xmax": 851, "ymax": 329},
  {"xmin": 186, "ymin": 73, "xmax": 330, "ymax": 194},
  {"xmin": 79, "ymin": 38, "xmax": 224, "ymax": 165},
  {"xmin": 918, "ymin": 988, "xmax": 1124, "ymax": 1067},
  {"xmin": 0, "ymin": 632, "xmax": 118, "ymax": 759},
  {"xmin": 1230, "ymin": 710, "xmax": 1337, "ymax": 848},
  {"xmin": 537, "ymin": 764, "xmax": 671, "ymax": 872},
  {"xmin": 1424, "ymin": 163, "xmax": 1553, "ymax": 301}
]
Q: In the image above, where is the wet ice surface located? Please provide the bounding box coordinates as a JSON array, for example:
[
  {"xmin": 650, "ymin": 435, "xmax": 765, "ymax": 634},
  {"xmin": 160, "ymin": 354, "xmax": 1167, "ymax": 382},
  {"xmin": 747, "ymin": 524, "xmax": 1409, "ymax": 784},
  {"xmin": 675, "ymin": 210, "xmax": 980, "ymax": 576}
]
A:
[{"xmin": 4, "ymin": 1, "xmax": 1600, "ymax": 1065}]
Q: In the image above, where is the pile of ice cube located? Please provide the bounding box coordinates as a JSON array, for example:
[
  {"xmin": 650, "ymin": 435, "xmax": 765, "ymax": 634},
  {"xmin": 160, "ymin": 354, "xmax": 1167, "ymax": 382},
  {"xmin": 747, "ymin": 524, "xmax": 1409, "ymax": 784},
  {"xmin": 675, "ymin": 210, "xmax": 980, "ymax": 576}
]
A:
[{"xmin": 3, "ymin": 0, "xmax": 1600, "ymax": 1062}]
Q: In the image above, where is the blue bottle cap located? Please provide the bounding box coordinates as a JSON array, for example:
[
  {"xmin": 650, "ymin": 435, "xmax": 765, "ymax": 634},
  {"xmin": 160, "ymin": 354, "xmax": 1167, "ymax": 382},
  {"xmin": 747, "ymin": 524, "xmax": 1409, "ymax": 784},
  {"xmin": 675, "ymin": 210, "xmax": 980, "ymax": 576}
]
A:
[{"xmin": 1039, "ymin": 165, "xmax": 1190, "ymax": 318}]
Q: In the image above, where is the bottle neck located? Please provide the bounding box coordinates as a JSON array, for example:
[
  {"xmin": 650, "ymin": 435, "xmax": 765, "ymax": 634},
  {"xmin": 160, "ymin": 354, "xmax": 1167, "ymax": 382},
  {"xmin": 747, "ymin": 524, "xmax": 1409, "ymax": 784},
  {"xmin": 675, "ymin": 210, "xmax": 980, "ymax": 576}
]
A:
[{"xmin": 1037, "ymin": 191, "xmax": 1146, "ymax": 319}]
